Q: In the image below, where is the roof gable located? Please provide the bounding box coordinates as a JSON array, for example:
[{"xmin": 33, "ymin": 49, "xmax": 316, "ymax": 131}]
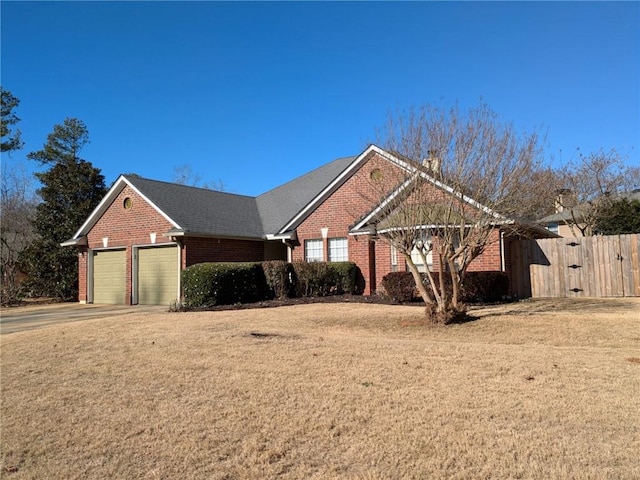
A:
[
  {"xmin": 69, "ymin": 176, "xmax": 180, "ymax": 240},
  {"xmin": 270, "ymin": 145, "xmax": 404, "ymax": 235},
  {"xmin": 69, "ymin": 176, "xmax": 265, "ymax": 241},
  {"xmin": 67, "ymin": 152, "xmax": 364, "ymax": 242},
  {"xmin": 68, "ymin": 144, "xmax": 544, "ymax": 245},
  {"xmin": 125, "ymin": 176, "xmax": 264, "ymax": 238},
  {"xmin": 349, "ymin": 155, "xmax": 519, "ymax": 234},
  {"xmin": 256, "ymin": 156, "xmax": 355, "ymax": 235}
]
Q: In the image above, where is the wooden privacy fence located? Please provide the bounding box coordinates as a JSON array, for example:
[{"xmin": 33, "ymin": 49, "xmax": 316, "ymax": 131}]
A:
[{"xmin": 511, "ymin": 234, "xmax": 640, "ymax": 298}]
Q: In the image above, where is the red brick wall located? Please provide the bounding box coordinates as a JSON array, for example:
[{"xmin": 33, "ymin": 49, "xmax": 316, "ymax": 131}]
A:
[
  {"xmin": 81, "ymin": 185, "xmax": 176, "ymax": 304},
  {"xmin": 79, "ymin": 155, "xmax": 512, "ymax": 302},
  {"xmin": 184, "ymin": 237, "xmax": 265, "ymax": 265},
  {"xmin": 81, "ymin": 184, "xmax": 267, "ymax": 304},
  {"xmin": 467, "ymin": 229, "xmax": 503, "ymax": 272},
  {"xmin": 292, "ymin": 152, "xmax": 506, "ymax": 294},
  {"xmin": 292, "ymin": 153, "xmax": 398, "ymax": 294},
  {"xmin": 78, "ymin": 247, "xmax": 88, "ymax": 303}
]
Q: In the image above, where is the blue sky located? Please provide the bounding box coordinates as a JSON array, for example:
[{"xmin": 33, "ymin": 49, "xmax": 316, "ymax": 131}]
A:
[{"xmin": 2, "ymin": 1, "xmax": 639, "ymax": 196}]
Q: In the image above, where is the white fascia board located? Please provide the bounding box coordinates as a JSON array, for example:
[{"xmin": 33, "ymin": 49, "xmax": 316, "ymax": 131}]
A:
[
  {"xmin": 350, "ymin": 174, "xmax": 419, "ymax": 232},
  {"xmin": 351, "ymin": 165, "xmax": 506, "ymax": 233},
  {"xmin": 60, "ymin": 236, "xmax": 88, "ymax": 247},
  {"xmin": 277, "ymin": 144, "xmax": 396, "ymax": 235},
  {"xmin": 401, "ymin": 169, "xmax": 505, "ymax": 220},
  {"xmin": 421, "ymin": 173, "xmax": 505, "ymax": 220},
  {"xmin": 69, "ymin": 176, "xmax": 128, "ymax": 239},
  {"xmin": 384, "ymin": 153, "xmax": 504, "ymax": 219},
  {"xmin": 121, "ymin": 177, "xmax": 182, "ymax": 230},
  {"xmin": 266, "ymin": 232, "xmax": 295, "ymax": 241},
  {"xmin": 349, "ymin": 228, "xmax": 376, "ymax": 236},
  {"xmin": 69, "ymin": 175, "xmax": 182, "ymax": 240},
  {"xmin": 377, "ymin": 223, "xmax": 498, "ymax": 235}
]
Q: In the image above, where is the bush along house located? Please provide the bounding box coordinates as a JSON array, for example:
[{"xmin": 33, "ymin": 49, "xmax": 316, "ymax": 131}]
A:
[{"xmin": 62, "ymin": 145, "xmax": 555, "ymax": 305}]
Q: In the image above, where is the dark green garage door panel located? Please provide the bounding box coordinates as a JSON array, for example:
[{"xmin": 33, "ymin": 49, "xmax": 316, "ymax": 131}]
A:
[
  {"xmin": 137, "ymin": 246, "xmax": 179, "ymax": 305},
  {"xmin": 93, "ymin": 249, "xmax": 126, "ymax": 304}
]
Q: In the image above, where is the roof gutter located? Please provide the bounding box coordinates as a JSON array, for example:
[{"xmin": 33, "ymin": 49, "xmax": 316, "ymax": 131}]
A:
[
  {"xmin": 164, "ymin": 229, "xmax": 268, "ymax": 242},
  {"xmin": 60, "ymin": 236, "xmax": 88, "ymax": 247},
  {"xmin": 266, "ymin": 231, "xmax": 297, "ymax": 241}
]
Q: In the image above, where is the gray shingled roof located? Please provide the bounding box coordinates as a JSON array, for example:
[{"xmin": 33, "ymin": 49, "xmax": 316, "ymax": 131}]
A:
[
  {"xmin": 539, "ymin": 190, "xmax": 640, "ymax": 225},
  {"xmin": 539, "ymin": 209, "xmax": 586, "ymax": 224},
  {"xmin": 125, "ymin": 176, "xmax": 265, "ymax": 238},
  {"xmin": 124, "ymin": 155, "xmax": 356, "ymax": 239},
  {"xmin": 256, "ymin": 156, "xmax": 355, "ymax": 234}
]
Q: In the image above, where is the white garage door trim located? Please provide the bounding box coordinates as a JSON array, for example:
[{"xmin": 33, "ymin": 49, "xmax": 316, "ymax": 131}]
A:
[
  {"xmin": 90, "ymin": 248, "xmax": 127, "ymax": 304},
  {"xmin": 132, "ymin": 243, "xmax": 181, "ymax": 305}
]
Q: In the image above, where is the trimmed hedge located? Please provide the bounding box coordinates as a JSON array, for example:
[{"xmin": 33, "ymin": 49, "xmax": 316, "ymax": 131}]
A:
[
  {"xmin": 182, "ymin": 262, "xmax": 270, "ymax": 308},
  {"xmin": 379, "ymin": 272, "xmax": 417, "ymax": 303},
  {"xmin": 462, "ymin": 271, "xmax": 510, "ymax": 302},
  {"xmin": 182, "ymin": 261, "xmax": 364, "ymax": 308},
  {"xmin": 292, "ymin": 261, "xmax": 362, "ymax": 297},
  {"xmin": 381, "ymin": 270, "xmax": 510, "ymax": 303},
  {"xmin": 262, "ymin": 260, "xmax": 294, "ymax": 299}
]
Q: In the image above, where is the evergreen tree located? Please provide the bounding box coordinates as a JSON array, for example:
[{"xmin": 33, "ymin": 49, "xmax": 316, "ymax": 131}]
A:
[
  {"xmin": 22, "ymin": 118, "xmax": 107, "ymax": 299},
  {"xmin": 593, "ymin": 198, "xmax": 640, "ymax": 235},
  {"xmin": 1, "ymin": 87, "xmax": 24, "ymax": 152}
]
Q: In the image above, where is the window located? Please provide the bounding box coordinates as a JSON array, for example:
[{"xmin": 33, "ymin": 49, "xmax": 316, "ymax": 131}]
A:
[
  {"xmin": 547, "ymin": 222, "xmax": 559, "ymax": 234},
  {"xmin": 409, "ymin": 234, "xmax": 433, "ymax": 272},
  {"xmin": 305, "ymin": 239, "xmax": 323, "ymax": 262},
  {"xmin": 328, "ymin": 238, "xmax": 348, "ymax": 262},
  {"xmin": 391, "ymin": 245, "xmax": 398, "ymax": 272}
]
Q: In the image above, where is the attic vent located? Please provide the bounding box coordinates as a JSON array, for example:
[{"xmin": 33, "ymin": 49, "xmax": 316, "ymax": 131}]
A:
[
  {"xmin": 123, "ymin": 197, "xmax": 133, "ymax": 210},
  {"xmin": 370, "ymin": 168, "xmax": 383, "ymax": 181}
]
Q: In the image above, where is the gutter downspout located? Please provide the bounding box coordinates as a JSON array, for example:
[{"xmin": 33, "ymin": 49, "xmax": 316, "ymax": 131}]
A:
[{"xmin": 500, "ymin": 230, "xmax": 506, "ymax": 272}]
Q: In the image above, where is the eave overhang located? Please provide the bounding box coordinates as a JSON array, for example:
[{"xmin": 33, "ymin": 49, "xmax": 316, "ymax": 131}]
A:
[
  {"xmin": 164, "ymin": 229, "xmax": 265, "ymax": 242},
  {"xmin": 276, "ymin": 145, "xmax": 411, "ymax": 236},
  {"xmin": 65, "ymin": 175, "xmax": 182, "ymax": 244},
  {"xmin": 266, "ymin": 231, "xmax": 297, "ymax": 241},
  {"xmin": 60, "ymin": 236, "xmax": 88, "ymax": 247}
]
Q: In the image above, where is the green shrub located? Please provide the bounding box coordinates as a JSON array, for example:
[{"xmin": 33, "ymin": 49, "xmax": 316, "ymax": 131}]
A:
[
  {"xmin": 381, "ymin": 270, "xmax": 510, "ymax": 303},
  {"xmin": 262, "ymin": 260, "xmax": 294, "ymax": 299},
  {"xmin": 380, "ymin": 272, "xmax": 417, "ymax": 303},
  {"xmin": 327, "ymin": 262, "xmax": 362, "ymax": 295},
  {"xmin": 292, "ymin": 261, "xmax": 331, "ymax": 297},
  {"xmin": 182, "ymin": 262, "xmax": 270, "ymax": 308},
  {"xmin": 462, "ymin": 271, "xmax": 510, "ymax": 302},
  {"xmin": 291, "ymin": 261, "xmax": 362, "ymax": 297}
]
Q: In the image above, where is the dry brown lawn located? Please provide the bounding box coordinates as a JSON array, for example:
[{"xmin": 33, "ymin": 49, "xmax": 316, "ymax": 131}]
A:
[{"xmin": 1, "ymin": 298, "xmax": 639, "ymax": 479}]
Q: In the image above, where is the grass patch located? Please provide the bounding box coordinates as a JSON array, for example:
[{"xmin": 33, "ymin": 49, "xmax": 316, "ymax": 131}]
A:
[{"xmin": 1, "ymin": 298, "xmax": 639, "ymax": 479}]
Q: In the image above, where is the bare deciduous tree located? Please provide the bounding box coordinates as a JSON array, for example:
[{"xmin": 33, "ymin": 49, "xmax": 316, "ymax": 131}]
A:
[
  {"xmin": 369, "ymin": 103, "xmax": 547, "ymax": 323},
  {"xmin": 557, "ymin": 149, "xmax": 640, "ymax": 236},
  {"xmin": 173, "ymin": 164, "xmax": 226, "ymax": 191},
  {"xmin": 1, "ymin": 165, "xmax": 36, "ymax": 304}
]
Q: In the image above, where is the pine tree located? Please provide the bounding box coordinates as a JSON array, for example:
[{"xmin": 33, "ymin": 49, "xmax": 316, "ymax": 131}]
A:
[
  {"xmin": 1, "ymin": 87, "xmax": 24, "ymax": 152},
  {"xmin": 21, "ymin": 118, "xmax": 107, "ymax": 299}
]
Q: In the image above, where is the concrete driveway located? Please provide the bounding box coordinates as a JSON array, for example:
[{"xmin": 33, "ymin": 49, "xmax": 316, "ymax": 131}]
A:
[{"xmin": 0, "ymin": 303, "xmax": 168, "ymax": 335}]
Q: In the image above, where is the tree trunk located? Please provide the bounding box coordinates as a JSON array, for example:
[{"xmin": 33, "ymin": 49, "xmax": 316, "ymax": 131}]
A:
[
  {"xmin": 447, "ymin": 257, "xmax": 463, "ymax": 310},
  {"xmin": 404, "ymin": 255, "xmax": 434, "ymax": 306}
]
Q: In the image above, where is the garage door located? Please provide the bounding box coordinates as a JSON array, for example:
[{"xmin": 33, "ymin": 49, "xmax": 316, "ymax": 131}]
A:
[
  {"xmin": 93, "ymin": 249, "xmax": 126, "ymax": 304},
  {"xmin": 137, "ymin": 245, "xmax": 179, "ymax": 305}
]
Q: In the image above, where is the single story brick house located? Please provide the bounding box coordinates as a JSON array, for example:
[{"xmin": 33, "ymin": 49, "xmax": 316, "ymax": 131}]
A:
[{"xmin": 62, "ymin": 145, "xmax": 554, "ymax": 305}]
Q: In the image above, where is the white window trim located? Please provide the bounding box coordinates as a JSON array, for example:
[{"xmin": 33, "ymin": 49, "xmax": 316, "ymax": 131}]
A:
[
  {"xmin": 305, "ymin": 239, "xmax": 324, "ymax": 262},
  {"xmin": 328, "ymin": 238, "xmax": 348, "ymax": 262}
]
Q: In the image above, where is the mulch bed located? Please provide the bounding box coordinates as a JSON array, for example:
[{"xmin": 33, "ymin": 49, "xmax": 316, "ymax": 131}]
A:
[{"xmin": 185, "ymin": 294, "xmax": 415, "ymax": 312}]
